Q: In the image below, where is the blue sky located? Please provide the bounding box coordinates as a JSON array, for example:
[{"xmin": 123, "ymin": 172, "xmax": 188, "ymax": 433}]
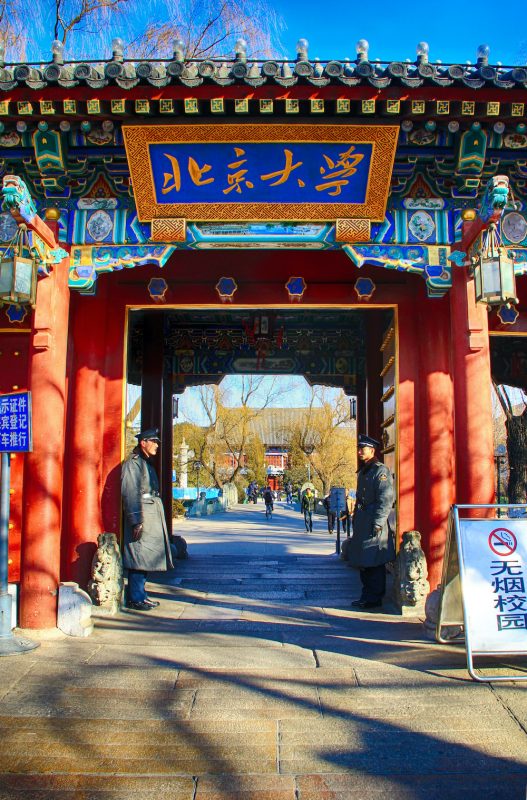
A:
[
  {"xmin": 276, "ymin": 1, "xmax": 525, "ymax": 65},
  {"xmin": 27, "ymin": 0, "xmax": 525, "ymax": 64}
]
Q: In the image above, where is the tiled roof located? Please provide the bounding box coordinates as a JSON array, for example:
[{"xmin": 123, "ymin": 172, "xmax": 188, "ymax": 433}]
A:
[
  {"xmin": 247, "ymin": 407, "xmax": 351, "ymax": 447},
  {"xmin": 1, "ymin": 57, "xmax": 526, "ymax": 91},
  {"xmin": 248, "ymin": 408, "xmax": 308, "ymax": 447}
]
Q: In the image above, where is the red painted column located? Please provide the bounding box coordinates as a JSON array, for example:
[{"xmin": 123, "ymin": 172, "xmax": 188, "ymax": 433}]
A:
[
  {"xmin": 63, "ymin": 284, "xmax": 108, "ymax": 587},
  {"xmin": 417, "ymin": 295, "xmax": 456, "ymax": 590},
  {"xmin": 19, "ymin": 214, "xmax": 70, "ymax": 628},
  {"xmin": 101, "ymin": 290, "xmax": 126, "ymax": 539},
  {"xmin": 397, "ymin": 298, "xmax": 418, "ymax": 542},
  {"xmin": 450, "ymin": 263, "xmax": 494, "ymax": 507}
]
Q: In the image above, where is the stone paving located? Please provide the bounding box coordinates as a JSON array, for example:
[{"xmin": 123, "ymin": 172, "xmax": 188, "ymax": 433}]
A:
[{"xmin": 1, "ymin": 502, "xmax": 527, "ymax": 799}]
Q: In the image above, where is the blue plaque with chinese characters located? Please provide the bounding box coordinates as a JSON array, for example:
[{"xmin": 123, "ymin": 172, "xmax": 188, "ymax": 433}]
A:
[
  {"xmin": 0, "ymin": 391, "xmax": 32, "ymax": 453},
  {"xmin": 124, "ymin": 124, "xmax": 399, "ymax": 223},
  {"xmin": 149, "ymin": 142, "xmax": 373, "ymax": 205}
]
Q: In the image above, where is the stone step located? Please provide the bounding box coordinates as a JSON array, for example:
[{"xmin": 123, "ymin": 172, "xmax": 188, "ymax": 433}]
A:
[
  {"xmin": 173, "ymin": 575, "xmax": 345, "ymax": 581},
  {"xmin": 175, "ymin": 564, "xmax": 347, "ymax": 570},
  {"xmin": 173, "ymin": 580, "xmax": 354, "ymax": 588}
]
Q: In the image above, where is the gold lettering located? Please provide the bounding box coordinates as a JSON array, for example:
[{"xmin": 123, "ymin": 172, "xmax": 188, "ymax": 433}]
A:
[
  {"xmin": 261, "ymin": 148, "xmax": 303, "ymax": 186},
  {"xmin": 161, "ymin": 154, "xmax": 181, "ymax": 194},
  {"xmin": 188, "ymin": 157, "xmax": 214, "ymax": 186},
  {"xmin": 223, "ymin": 148, "xmax": 254, "ymax": 195},
  {"xmin": 315, "ymin": 145, "xmax": 365, "ymax": 196}
]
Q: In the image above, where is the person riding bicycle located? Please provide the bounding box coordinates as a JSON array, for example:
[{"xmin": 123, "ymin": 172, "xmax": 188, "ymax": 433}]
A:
[{"xmin": 263, "ymin": 485, "xmax": 274, "ymax": 514}]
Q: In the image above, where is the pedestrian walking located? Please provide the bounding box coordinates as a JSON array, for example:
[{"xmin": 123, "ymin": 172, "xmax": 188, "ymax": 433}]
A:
[
  {"xmin": 323, "ymin": 493, "xmax": 336, "ymax": 534},
  {"xmin": 301, "ymin": 487, "xmax": 315, "ymax": 532},
  {"xmin": 121, "ymin": 427, "xmax": 174, "ymax": 611},
  {"xmin": 340, "ymin": 489, "xmax": 354, "ymax": 536},
  {"xmin": 348, "ymin": 435, "xmax": 394, "ymax": 610}
]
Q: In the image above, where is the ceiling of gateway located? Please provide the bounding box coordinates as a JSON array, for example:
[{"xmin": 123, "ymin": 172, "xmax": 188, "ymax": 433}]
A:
[{"xmin": 127, "ymin": 308, "xmax": 393, "ymax": 393}]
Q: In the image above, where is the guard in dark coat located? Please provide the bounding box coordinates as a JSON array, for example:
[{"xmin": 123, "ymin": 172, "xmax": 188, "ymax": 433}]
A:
[
  {"xmin": 349, "ymin": 434, "xmax": 394, "ymax": 609},
  {"xmin": 121, "ymin": 427, "xmax": 174, "ymax": 610}
]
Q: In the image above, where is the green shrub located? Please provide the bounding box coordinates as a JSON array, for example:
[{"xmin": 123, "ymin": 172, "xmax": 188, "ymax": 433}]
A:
[{"xmin": 172, "ymin": 498, "xmax": 186, "ymax": 517}]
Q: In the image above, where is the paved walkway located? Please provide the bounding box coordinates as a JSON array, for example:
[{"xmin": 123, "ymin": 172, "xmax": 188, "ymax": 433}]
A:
[{"xmin": 2, "ymin": 502, "xmax": 527, "ymax": 799}]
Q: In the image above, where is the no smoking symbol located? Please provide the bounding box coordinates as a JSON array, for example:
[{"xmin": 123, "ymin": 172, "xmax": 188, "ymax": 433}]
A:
[{"xmin": 488, "ymin": 528, "xmax": 517, "ymax": 557}]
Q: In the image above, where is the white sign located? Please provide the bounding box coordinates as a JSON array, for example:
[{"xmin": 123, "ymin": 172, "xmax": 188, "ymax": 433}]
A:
[{"xmin": 458, "ymin": 519, "xmax": 527, "ymax": 654}]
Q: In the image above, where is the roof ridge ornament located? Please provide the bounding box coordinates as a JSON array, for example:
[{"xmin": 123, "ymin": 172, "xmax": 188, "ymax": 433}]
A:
[
  {"xmin": 416, "ymin": 41, "xmax": 429, "ymax": 64},
  {"xmin": 51, "ymin": 40, "xmax": 64, "ymax": 65},
  {"xmin": 296, "ymin": 38, "xmax": 308, "ymax": 61},
  {"xmin": 111, "ymin": 38, "xmax": 125, "ymax": 62},
  {"xmin": 355, "ymin": 39, "xmax": 369, "ymax": 62}
]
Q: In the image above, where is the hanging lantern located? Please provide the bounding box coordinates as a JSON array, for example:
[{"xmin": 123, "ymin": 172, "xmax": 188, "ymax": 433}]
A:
[
  {"xmin": 0, "ymin": 224, "xmax": 38, "ymax": 308},
  {"xmin": 473, "ymin": 223, "xmax": 518, "ymax": 307}
]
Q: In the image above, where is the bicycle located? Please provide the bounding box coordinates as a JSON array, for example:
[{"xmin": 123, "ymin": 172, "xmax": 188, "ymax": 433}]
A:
[{"xmin": 265, "ymin": 503, "xmax": 273, "ymax": 520}]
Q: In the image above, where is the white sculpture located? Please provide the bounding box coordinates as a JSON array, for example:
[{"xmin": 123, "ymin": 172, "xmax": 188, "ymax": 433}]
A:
[
  {"xmin": 392, "ymin": 530, "xmax": 430, "ymax": 613},
  {"xmin": 87, "ymin": 532, "xmax": 124, "ymax": 614},
  {"xmin": 58, "ymin": 582, "xmax": 93, "ymax": 637}
]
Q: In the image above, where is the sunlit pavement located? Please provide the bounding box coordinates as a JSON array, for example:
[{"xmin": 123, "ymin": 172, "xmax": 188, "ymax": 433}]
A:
[
  {"xmin": 180, "ymin": 499, "xmax": 341, "ymax": 555},
  {"xmin": 2, "ymin": 502, "xmax": 527, "ymax": 799}
]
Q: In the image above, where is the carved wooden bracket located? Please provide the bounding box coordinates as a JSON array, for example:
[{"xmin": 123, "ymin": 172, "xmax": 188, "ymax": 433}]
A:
[
  {"xmin": 335, "ymin": 218, "xmax": 371, "ymax": 243},
  {"xmin": 150, "ymin": 218, "xmax": 187, "ymax": 242}
]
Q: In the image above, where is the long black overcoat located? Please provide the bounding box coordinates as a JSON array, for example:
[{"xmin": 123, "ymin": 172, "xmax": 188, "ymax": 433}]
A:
[
  {"xmin": 121, "ymin": 449, "xmax": 174, "ymax": 572},
  {"xmin": 348, "ymin": 459, "xmax": 395, "ymax": 569}
]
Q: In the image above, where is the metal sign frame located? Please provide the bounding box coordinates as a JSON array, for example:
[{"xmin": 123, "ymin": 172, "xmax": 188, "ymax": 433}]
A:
[
  {"xmin": 437, "ymin": 504, "xmax": 527, "ymax": 683},
  {"xmin": 123, "ymin": 123, "xmax": 399, "ymax": 223},
  {"xmin": 0, "ymin": 389, "xmax": 33, "ymax": 454}
]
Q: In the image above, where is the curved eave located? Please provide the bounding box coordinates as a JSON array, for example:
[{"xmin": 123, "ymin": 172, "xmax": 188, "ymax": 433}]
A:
[{"xmin": 0, "ymin": 60, "xmax": 526, "ymax": 93}]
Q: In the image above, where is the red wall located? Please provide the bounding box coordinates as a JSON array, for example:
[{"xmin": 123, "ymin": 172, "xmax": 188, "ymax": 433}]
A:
[
  {"xmin": 61, "ymin": 248, "xmax": 452, "ymax": 586},
  {"xmin": 2, "ymin": 245, "xmax": 509, "ymax": 605}
]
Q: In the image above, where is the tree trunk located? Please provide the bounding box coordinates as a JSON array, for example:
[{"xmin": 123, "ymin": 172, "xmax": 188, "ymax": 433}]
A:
[{"xmin": 506, "ymin": 410, "xmax": 527, "ymax": 503}]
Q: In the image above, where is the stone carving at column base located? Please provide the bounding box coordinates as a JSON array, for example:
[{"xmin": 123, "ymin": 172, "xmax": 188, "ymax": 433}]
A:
[
  {"xmin": 392, "ymin": 530, "xmax": 430, "ymax": 616},
  {"xmin": 340, "ymin": 537, "xmax": 352, "ymax": 560},
  {"xmin": 87, "ymin": 532, "xmax": 124, "ymax": 615},
  {"xmin": 58, "ymin": 582, "xmax": 93, "ymax": 637},
  {"xmin": 170, "ymin": 534, "xmax": 189, "ymax": 560},
  {"xmin": 423, "ymin": 584, "xmax": 464, "ymax": 641}
]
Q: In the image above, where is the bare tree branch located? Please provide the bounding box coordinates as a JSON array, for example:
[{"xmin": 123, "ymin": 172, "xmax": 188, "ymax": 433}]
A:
[
  {"xmin": 493, "ymin": 380, "xmax": 514, "ymax": 419},
  {"xmin": 3, "ymin": 0, "xmax": 284, "ymax": 62},
  {"xmin": 130, "ymin": 0, "xmax": 285, "ymax": 59},
  {"xmin": 281, "ymin": 388, "xmax": 356, "ymax": 495},
  {"xmin": 0, "ymin": 0, "xmax": 27, "ymax": 59}
]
